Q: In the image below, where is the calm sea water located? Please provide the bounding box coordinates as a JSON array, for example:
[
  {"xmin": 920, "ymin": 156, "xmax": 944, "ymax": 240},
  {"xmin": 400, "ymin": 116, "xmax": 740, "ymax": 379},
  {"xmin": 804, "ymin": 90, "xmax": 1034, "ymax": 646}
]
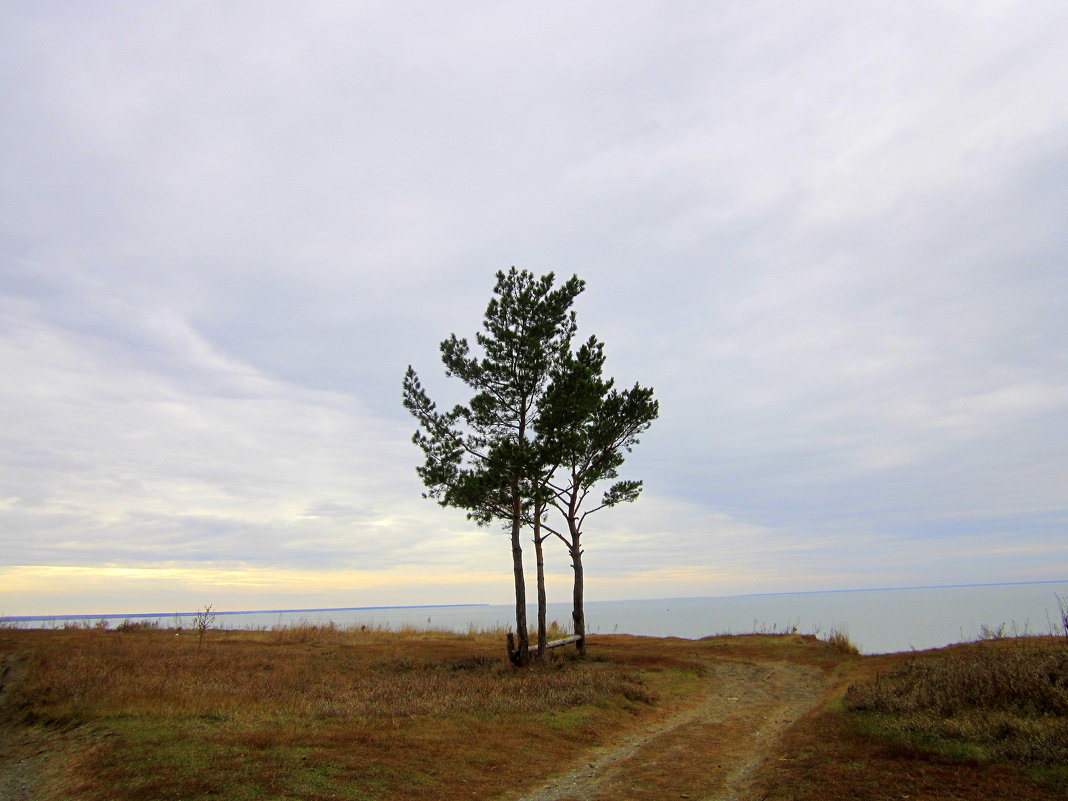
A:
[{"xmin": 8, "ymin": 581, "xmax": 1067, "ymax": 654}]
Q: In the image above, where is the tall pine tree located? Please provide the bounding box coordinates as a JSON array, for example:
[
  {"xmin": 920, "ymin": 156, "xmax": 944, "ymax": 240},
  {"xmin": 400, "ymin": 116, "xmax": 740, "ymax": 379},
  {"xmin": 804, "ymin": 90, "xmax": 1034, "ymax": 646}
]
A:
[
  {"xmin": 536, "ymin": 335, "xmax": 659, "ymax": 654},
  {"xmin": 402, "ymin": 268, "xmax": 583, "ymax": 665}
]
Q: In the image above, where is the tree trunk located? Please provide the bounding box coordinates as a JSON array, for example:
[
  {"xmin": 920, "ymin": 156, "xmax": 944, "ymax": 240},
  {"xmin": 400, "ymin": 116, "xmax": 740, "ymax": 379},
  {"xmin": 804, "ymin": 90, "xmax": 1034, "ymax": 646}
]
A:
[
  {"xmin": 510, "ymin": 510, "xmax": 530, "ymax": 667},
  {"xmin": 509, "ymin": 413, "xmax": 530, "ymax": 668},
  {"xmin": 570, "ymin": 535, "xmax": 585, "ymax": 656},
  {"xmin": 534, "ymin": 520, "xmax": 547, "ymax": 657}
]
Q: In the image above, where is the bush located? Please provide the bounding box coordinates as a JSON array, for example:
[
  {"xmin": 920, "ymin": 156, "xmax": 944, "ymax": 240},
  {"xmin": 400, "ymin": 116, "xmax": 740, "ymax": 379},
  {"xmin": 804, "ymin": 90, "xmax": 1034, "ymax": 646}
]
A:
[{"xmin": 115, "ymin": 619, "xmax": 160, "ymax": 633}]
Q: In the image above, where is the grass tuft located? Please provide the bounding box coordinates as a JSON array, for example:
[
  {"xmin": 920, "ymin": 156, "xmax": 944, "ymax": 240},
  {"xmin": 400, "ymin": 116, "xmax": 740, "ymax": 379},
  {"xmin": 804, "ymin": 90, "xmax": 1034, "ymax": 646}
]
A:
[{"xmin": 824, "ymin": 627, "xmax": 861, "ymax": 656}]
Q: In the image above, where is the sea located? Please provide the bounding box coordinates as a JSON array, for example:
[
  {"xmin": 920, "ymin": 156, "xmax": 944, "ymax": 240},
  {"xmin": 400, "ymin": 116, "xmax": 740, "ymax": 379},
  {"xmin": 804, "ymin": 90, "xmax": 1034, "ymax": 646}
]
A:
[{"xmin": 6, "ymin": 580, "xmax": 1068, "ymax": 655}]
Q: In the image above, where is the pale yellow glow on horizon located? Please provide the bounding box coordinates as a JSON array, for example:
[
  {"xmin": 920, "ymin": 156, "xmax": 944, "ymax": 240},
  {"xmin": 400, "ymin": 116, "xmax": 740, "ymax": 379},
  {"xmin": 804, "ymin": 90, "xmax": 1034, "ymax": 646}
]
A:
[
  {"xmin": 0, "ymin": 563, "xmax": 519, "ymax": 616},
  {"xmin": 1, "ymin": 563, "xmax": 508, "ymax": 590},
  {"xmin": 1, "ymin": 559, "xmax": 899, "ymax": 619}
]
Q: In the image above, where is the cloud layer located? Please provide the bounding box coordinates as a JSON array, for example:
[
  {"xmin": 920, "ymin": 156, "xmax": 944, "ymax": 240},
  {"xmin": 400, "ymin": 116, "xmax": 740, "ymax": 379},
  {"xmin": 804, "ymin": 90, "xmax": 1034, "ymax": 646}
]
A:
[{"xmin": 2, "ymin": 2, "xmax": 1067, "ymax": 615}]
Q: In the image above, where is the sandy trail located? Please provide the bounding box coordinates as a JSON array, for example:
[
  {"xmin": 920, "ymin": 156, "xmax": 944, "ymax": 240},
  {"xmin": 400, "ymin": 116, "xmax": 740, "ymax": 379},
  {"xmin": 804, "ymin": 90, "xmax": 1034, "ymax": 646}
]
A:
[
  {"xmin": 516, "ymin": 659, "xmax": 828, "ymax": 801},
  {"xmin": 0, "ymin": 653, "xmax": 42, "ymax": 801},
  {"xmin": 0, "ymin": 653, "xmax": 86, "ymax": 801}
]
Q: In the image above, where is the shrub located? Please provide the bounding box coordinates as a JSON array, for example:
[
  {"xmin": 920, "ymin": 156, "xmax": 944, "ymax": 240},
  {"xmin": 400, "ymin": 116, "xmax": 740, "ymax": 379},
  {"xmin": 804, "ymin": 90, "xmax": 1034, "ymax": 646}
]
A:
[
  {"xmin": 115, "ymin": 619, "xmax": 160, "ymax": 633},
  {"xmin": 192, "ymin": 604, "xmax": 215, "ymax": 650}
]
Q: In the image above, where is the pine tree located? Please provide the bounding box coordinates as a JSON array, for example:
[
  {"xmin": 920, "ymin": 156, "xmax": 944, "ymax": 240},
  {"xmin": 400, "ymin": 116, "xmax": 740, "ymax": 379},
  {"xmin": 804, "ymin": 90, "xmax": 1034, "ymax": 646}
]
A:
[
  {"xmin": 537, "ymin": 336, "xmax": 659, "ymax": 654},
  {"xmin": 402, "ymin": 268, "xmax": 584, "ymax": 665}
]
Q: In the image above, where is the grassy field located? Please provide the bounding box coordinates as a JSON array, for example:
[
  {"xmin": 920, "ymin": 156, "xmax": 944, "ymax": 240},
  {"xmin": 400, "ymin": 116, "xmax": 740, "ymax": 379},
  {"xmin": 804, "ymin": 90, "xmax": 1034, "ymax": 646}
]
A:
[
  {"xmin": 1, "ymin": 623, "xmax": 1066, "ymax": 800},
  {"xmin": 753, "ymin": 634, "xmax": 1068, "ymax": 801},
  {"xmin": 2, "ymin": 623, "xmax": 707, "ymax": 801}
]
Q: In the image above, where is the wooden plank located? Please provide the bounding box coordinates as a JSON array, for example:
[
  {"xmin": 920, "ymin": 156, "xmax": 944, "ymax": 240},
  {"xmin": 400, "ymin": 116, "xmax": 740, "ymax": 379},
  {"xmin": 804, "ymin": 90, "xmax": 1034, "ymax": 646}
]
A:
[
  {"xmin": 544, "ymin": 635, "xmax": 583, "ymax": 649},
  {"xmin": 507, "ymin": 632, "xmax": 584, "ymax": 660},
  {"xmin": 542, "ymin": 640, "xmax": 585, "ymax": 653}
]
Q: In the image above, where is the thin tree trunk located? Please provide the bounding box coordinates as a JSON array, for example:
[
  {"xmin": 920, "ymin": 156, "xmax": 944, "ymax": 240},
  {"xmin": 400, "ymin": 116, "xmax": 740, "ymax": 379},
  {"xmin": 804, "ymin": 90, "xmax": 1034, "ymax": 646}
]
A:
[
  {"xmin": 566, "ymin": 481, "xmax": 586, "ymax": 657},
  {"xmin": 510, "ymin": 491, "xmax": 530, "ymax": 667},
  {"xmin": 509, "ymin": 409, "xmax": 531, "ymax": 668},
  {"xmin": 570, "ymin": 535, "xmax": 585, "ymax": 656},
  {"xmin": 534, "ymin": 518, "xmax": 547, "ymax": 657}
]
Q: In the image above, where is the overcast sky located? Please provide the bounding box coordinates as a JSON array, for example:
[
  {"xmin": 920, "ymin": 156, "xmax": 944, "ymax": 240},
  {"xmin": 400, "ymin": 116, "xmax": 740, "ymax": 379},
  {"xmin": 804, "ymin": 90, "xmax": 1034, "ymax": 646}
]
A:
[{"xmin": 2, "ymin": 2, "xmax": 1067, "ymax": 617}]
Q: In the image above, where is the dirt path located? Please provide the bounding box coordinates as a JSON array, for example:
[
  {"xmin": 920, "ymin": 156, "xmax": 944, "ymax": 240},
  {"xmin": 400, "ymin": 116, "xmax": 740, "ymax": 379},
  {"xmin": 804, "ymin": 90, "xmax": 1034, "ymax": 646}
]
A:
[
  {"xmin": 0, "ymin": 653, "xmax": 41, "ymax": 801},
  {"xmin": 516, "ymin": 659, "xmax": 829, "ymax": 801},
  {"xmin": 0, "ymin": 653, "xmax": 85, "ymax": 801}
]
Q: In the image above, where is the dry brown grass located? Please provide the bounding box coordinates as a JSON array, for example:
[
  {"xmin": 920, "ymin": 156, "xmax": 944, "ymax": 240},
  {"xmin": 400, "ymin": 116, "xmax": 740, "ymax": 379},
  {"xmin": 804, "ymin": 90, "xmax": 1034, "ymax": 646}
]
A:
[
  {"xmin": 824, "ymin": 626, "xmax": 861, "ymax": 655},
  {"xmin": 844, "ymin": 637, "xmax": 1068, "ymax": 764},
  {"xmin": 753, "ymin": 701, "xmax": 1067, "ymax": 801},
  {"xmin": 751, "ymin": 637, "xmax": 1068, "ymax": 801},
  {"xmin": 1, "ymin": 625, "xmax": 700, "ymax": 801},
  {"xmin": 8, "ymin": 626, "xmax": 1062, "ymax": 801},
  {"xmin": 18, "ymin": 629, "xmax": 655, "ymax": 724}
]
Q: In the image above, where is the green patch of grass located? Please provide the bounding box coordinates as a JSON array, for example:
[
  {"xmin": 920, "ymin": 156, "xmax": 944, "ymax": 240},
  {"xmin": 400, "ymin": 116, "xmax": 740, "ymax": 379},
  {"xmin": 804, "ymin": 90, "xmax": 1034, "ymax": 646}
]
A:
[
  {"xmin": 539, "ymin": 704, "xmax": 597, "ymax": 731},
  {"xmin": 82, "ymin": 714, "xmax": 429, "ymax": 801}
]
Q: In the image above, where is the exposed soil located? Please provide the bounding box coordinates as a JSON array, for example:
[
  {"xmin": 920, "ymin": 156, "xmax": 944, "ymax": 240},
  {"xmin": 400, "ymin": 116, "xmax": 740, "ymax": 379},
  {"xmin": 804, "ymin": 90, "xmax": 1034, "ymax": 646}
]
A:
[
  {"xmin": 0, "ymin": 653, "xmax": 42, "ymax": 801},
  {"xmin": 515, "ymin": 658, "xmax": 830, "ymax": 801},
  {"xmin": 1, "ymin": 653, "xmax": 88, "ymax": 801}
]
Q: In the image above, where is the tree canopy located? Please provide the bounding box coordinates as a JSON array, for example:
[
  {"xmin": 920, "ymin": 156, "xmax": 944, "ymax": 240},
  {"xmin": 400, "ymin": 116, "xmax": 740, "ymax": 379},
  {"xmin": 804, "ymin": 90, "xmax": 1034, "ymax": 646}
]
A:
[
  {"xmin": 536, "ymin": 335, "xmax": 659, "ymax": 650},
  {"xmin": 403, "ymin": 267, "xmax": 657, "ymax": 664},
  {"xmin": 402, "ymin": 268, "xmax": 584, "ymax": 665}
]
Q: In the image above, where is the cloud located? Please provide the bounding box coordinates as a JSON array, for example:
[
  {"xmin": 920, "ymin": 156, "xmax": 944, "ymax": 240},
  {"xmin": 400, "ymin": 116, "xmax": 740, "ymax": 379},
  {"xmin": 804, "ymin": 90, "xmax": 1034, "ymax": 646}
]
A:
[
  {"xmin": 1, "ymin": 2, "xmax": 1067, "ymax": 615},
  {"xmin": 0, "ymin": 293, "xmax": 427, "ymax": 559}
]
